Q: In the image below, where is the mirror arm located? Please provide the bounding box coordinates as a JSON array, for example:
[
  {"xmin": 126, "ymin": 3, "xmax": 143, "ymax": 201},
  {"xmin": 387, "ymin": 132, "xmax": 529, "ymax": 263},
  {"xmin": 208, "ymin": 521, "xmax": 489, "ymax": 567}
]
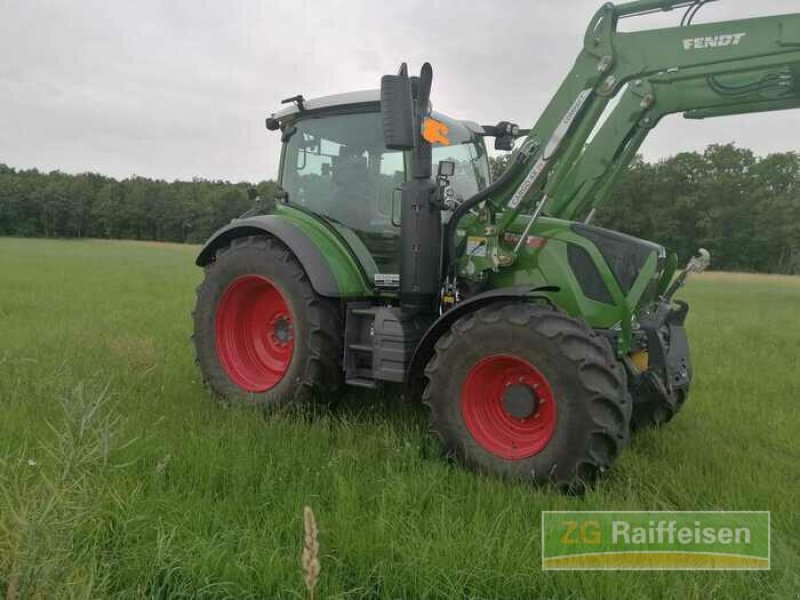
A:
[{"xmin": 480, "ymin": 122, "xmax": 530, "ymax": 151}]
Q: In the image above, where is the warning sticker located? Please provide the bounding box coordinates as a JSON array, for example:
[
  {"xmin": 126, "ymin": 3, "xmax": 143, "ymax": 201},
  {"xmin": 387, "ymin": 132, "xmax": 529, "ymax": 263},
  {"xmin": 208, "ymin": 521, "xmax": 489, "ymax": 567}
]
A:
[
  {"xmin": 466, "ymin": 236, "xmax": 488, "ymax": 257},
  {"xmin": 374, "ymin": 273, "xmax": 400, "ymax": 287}
]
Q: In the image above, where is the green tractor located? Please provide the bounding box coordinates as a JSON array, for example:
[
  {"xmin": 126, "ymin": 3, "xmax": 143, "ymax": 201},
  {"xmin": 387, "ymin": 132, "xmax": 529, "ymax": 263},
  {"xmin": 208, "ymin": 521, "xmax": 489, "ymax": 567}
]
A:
[{"xmin": 194, "ymin": 0, "xmax": 800, "ymax": 489}]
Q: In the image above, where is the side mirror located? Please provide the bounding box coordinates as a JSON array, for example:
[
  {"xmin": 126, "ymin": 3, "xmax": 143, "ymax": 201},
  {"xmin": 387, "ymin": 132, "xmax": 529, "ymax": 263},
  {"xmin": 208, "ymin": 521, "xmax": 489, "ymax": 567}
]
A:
[
  {"xmin": 437, "ymin": 160, "xmax": 455, "ymax": 178},
  {"xmin": 380, "ymin": 64, "xmax": 415, "ymax": 151},
  {"xmin": 495, "ymin": 137, "xmax": 515, "ymax": 152}
]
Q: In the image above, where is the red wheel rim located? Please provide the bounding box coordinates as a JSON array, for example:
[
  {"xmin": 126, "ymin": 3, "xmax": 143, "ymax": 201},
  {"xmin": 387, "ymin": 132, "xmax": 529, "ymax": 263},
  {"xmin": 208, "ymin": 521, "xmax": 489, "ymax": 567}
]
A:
[
  {"xmin": 215, "ymin": 275, "xmax": 294, "ymax": 392},
  {"xmin": 461, "ymin": 355, "xmax": 557, "ymax": 460}
]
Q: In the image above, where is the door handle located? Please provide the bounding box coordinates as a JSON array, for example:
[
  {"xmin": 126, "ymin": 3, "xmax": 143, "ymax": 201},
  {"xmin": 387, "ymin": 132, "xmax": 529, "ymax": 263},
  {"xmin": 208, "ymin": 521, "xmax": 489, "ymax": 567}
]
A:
[{"xmin": 391, "ymin": 187, "xmax": 402, "ymax": 227}]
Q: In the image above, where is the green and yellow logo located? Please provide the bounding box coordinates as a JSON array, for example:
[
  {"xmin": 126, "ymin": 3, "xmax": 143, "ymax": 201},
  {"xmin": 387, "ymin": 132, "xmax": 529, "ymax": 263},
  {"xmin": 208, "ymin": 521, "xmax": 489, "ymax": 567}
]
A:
[{"xmin": 542, "ymin": 511, "xmax": 770, "ymax": 571}]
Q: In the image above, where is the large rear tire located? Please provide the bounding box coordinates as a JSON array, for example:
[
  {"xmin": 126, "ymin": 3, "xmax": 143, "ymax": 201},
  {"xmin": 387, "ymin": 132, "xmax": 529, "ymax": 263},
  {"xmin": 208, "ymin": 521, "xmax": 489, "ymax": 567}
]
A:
[
  {"xmin": 423, "ymin": 303, "xmax": 631, "ymax": 490},
  {"xmin": 193, "ymin": 235, "xmax": 342, "ymax": 407}
]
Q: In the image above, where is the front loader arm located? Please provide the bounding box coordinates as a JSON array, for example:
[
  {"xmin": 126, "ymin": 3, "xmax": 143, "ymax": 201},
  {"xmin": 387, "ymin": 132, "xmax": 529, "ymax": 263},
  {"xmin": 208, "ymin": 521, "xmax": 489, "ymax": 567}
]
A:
[
  {"xmin": 547, "ymin": 61, "xmax": 800, "ymax": 220},
  {"xmin": 477, "ymin": 1, "xmax": 800, "ymax": 243}
]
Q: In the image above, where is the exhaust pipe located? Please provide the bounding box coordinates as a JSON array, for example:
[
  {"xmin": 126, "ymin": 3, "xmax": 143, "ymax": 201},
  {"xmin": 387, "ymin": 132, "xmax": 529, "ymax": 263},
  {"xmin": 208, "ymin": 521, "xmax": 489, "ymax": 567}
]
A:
[{"xmin": 381, "ymin": 63, "xmax": 441, "ymax": 312}]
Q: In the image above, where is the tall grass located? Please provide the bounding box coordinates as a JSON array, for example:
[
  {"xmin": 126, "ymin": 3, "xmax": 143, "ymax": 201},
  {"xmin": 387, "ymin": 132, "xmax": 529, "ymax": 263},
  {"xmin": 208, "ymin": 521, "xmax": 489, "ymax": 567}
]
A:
[
  {"xmin": 0, "ymin": 238, "xmax": 798, "ymax": 598},
  {"xmin": 1, "ymin": 383, "xmax": 131, "ymax": 597}
]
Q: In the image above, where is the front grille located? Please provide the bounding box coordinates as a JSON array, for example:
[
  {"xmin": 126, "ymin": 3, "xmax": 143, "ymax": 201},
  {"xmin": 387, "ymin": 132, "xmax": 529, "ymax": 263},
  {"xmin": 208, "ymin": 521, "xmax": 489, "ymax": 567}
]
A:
[
  {"xmin": 568, "ymin": 243, "xmax": 614, "ymax": 305},
  {"xmin": 572, "ymin": 223, "xmax": 662, "ymax": 295}
]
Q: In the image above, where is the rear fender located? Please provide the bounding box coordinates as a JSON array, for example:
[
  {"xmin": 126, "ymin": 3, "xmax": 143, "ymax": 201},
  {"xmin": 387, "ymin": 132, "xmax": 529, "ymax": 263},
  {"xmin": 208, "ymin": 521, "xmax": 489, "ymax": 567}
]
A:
[
  {"xmin": 405, "ymin": 285, "xmax": 558, "ymax": 402},
  {"xmin": 196, "ymin": 215, "xmax": 372, "ymax": 298}
]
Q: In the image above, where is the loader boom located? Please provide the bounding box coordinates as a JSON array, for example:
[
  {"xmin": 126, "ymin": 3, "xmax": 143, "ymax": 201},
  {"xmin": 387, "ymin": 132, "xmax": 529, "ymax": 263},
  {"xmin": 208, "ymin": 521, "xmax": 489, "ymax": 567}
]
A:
[
  {"xmin": 467, "ymin": 1, "xmax": 800, "ymax": 249},
  {"xmin": 550, "ymin": 61, "xmax": 800, "ymax": 221}
]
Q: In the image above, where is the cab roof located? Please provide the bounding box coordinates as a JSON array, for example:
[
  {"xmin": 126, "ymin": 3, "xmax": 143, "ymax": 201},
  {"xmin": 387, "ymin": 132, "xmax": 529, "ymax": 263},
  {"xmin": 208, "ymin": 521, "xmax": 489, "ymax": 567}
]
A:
[
  {"xmin": 270, "ymin": 89, "xmax": 484, "ymax": 139},
  {"xmin": 271, "ymin": 90, "xmax": 381, "ymax": 119}
]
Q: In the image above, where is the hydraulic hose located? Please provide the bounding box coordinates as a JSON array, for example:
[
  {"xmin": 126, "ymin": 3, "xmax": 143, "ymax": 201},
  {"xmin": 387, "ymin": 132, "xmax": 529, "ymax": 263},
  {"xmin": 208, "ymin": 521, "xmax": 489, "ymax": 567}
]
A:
[{"xmin": 444, "ymin": 152, "xmax": 525, "ymax": 277}]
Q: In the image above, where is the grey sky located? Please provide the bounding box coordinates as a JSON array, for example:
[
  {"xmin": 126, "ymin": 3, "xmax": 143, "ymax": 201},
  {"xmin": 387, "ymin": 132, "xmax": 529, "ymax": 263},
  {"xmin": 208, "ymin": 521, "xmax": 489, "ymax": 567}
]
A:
[{"xmin": 1, "ymin": 0, "xmax": 799, "ymax": 182}]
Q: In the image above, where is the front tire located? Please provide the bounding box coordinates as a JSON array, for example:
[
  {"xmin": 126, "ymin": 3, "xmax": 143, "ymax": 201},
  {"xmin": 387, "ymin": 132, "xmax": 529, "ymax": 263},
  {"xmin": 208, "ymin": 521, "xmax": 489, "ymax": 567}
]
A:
[
  {"xmin": 423, "ymin": 303, "xmax": 631, "ymax": 490},
  {"xmin": 193, "ymin": 235, "xmax": 342, "ymax": 407}
]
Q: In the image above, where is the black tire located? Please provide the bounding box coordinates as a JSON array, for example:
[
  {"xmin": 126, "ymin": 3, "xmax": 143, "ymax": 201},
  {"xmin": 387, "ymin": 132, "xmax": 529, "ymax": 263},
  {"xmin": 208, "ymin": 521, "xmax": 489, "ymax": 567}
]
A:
[
  {"xmin": 192, "ymin": 235, "xmax": 342, "ymax": 407},
  {"xmin": 423, "ymin": 303, "xmax": 631, "ymax": 490},
  {"xmin": 629, "ymin": 370, "xmax": 689, "ymax": 430}
]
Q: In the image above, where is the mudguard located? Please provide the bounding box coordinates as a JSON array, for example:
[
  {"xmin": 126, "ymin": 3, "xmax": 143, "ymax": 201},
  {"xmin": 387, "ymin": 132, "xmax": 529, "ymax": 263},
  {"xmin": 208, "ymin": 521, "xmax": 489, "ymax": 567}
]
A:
[
  {"xmin": 196, "ymin": 215, "xmax": 371, "ymax": 298},
  {"xmin": 405, "ymin": 285, "xmax": 558, "ymax": 401}
]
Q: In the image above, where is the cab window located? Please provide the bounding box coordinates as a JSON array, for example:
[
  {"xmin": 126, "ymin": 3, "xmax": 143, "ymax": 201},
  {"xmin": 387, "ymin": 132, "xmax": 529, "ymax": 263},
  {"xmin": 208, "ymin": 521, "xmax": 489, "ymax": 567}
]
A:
[
  {"xmin": 433, "ymin": 141, "xmax": 490, "ymax": 201},
  {"xmin": 281, "ymin": 111, "xmax": 403, "ymax": 232},
  {"xmin": 280, "ymin": 109, "xmax": 489, "ymax": 274}
]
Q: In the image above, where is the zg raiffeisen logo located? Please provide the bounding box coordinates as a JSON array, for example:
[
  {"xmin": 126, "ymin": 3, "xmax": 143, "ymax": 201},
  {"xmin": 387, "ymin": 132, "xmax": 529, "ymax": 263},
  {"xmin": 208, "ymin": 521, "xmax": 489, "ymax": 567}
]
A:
[{"xmin": 541, "ymin": 511, "xmax": 770, "ymax": 570}]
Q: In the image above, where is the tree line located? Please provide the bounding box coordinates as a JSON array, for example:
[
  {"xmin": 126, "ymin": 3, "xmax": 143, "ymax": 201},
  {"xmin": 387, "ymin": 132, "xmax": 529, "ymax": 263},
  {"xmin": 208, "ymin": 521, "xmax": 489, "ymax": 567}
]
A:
[
  {"xmin": 2, "ymin": 143, "xmax": 799, "ymax": 273},
  {"xmin": 0, "ymin": 164, "xmax": 279, "ymax": 244}
]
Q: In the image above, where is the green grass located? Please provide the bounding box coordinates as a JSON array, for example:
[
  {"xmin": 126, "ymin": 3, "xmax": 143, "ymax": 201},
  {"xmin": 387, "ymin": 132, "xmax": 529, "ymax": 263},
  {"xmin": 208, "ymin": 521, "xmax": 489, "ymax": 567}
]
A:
[{"xmin": 1, "ymin": 237, "xmax": 798, "ymax": 599}]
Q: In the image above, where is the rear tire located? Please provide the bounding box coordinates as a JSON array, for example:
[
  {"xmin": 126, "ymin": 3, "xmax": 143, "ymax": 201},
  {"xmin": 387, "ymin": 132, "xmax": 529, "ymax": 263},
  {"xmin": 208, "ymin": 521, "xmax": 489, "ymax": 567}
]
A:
[
  {"xmin": 193, "ymin": 235, "xmax": 342, "ymax": 407},
  {"xmin": 423, "ymin": 303, "xmax": 630, "ymax": 490}
]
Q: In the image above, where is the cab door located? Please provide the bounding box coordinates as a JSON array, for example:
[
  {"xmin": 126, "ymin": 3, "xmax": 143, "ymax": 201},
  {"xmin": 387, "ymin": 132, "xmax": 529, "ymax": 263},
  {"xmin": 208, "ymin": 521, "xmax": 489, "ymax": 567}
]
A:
[{"xmin": 279, "ymin": 109, "xmax": 407, "ymax": 282}]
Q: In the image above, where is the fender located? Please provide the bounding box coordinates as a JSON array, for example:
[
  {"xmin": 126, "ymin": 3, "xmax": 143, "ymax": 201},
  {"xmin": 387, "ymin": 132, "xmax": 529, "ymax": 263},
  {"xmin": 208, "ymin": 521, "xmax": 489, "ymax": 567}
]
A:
[
  {"xmin": 405, "ymin": 285, "xmax": 558, "ymax": 401},
  {"xmin": 196, "ymin": 215, "xmax": 371, "ymax": 298}
]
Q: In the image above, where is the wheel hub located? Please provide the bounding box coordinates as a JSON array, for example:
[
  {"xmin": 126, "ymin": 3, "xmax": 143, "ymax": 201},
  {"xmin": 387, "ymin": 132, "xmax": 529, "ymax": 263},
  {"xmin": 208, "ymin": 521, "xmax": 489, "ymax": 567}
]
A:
[
  {"xmin": 272, "ymin": 315, "xmax": 292, "ymax": 346},
  {"xmin": 502, "ymin": 383, "xmax": 540, "ymax": 419},
  {"xmin": 215, "ymin": 275, "xmax": 294, "ymax": 392},
  {"xmin": 460, "ymin": 354, "xmax": 557, "ymax": 460}
]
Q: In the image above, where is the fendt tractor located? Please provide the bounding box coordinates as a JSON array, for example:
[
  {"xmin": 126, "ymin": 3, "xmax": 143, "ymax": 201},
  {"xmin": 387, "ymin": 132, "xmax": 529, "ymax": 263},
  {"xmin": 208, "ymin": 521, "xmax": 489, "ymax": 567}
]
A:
[{"xmin": 193, "ymin": 0, "xmax": 800, "ymax": 489}]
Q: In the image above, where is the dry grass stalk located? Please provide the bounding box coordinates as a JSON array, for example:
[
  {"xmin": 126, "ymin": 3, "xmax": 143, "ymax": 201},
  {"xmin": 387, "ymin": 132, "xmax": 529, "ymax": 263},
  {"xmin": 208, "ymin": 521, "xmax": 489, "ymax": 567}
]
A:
[
  {"xmin": 155, "ymin": 453, "xmax": 171, "ymax": 477},
  {"xmin": 5, "ymin": 573, "xmax": 19, "ymax": 600},
  {"xmin": 301, "ymin": 506, "xmax": 320, "ymax": 600}
]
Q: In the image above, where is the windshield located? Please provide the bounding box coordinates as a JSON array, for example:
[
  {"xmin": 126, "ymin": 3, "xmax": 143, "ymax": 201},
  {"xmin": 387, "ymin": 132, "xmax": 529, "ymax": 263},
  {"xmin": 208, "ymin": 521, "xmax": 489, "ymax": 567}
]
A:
[{"xmin": 433, "ymin": 141, "xmax": 490, "ymax": 201}]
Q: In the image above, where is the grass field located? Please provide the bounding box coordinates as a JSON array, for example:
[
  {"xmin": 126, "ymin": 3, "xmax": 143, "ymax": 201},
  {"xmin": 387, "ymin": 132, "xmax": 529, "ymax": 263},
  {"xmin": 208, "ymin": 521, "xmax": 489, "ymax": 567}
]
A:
[{"xmin": 1, "ymin": 237, "xmax": 798, "ymax": 599}]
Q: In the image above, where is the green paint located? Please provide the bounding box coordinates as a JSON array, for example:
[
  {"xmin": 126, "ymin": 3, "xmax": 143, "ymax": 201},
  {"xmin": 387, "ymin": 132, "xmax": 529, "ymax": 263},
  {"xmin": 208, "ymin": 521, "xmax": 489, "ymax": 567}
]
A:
[
  {"xmin": 274, "ymin": 205, "xmax": 374, "ymax": 297},
  {"xmin": 476, "ymin": 216, "xmax": 660, "ymax": 353}
]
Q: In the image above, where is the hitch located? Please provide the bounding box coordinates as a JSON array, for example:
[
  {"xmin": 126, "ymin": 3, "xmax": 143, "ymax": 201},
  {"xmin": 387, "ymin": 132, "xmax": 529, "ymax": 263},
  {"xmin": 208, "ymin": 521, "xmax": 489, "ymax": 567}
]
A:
[{"xmin": 665, "ymin": 249, "xmax": 711, "ymax": 301}]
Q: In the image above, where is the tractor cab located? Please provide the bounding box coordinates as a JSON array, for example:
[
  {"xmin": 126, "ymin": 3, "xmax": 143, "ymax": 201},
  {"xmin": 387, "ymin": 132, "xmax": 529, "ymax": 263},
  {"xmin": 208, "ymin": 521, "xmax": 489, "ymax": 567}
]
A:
[{"xmin": 269, "ymin": 90, "xmax": 491, "ymax": 274}]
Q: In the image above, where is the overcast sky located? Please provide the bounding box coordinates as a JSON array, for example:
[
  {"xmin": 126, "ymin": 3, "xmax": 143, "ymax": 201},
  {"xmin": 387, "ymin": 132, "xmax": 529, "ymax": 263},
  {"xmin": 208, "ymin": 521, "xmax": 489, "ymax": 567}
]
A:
[{"xmin": 1, "ymin": 0, "xmax": 799, "ymax": 182}]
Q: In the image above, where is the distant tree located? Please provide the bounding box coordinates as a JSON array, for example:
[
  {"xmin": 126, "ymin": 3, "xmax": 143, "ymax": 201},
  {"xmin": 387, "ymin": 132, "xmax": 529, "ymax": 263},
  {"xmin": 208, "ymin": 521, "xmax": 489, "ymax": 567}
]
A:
[
  {"xmin": 489, "ymin": 154, "xmax": 513, "ymax": 180},
  {"xmin": 597, "ymin": 144, "xmax": 800, "ymax": 273},
  {"xmin": 750, "ymin": 152, "xmax": 800, "ymax": 273}
]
